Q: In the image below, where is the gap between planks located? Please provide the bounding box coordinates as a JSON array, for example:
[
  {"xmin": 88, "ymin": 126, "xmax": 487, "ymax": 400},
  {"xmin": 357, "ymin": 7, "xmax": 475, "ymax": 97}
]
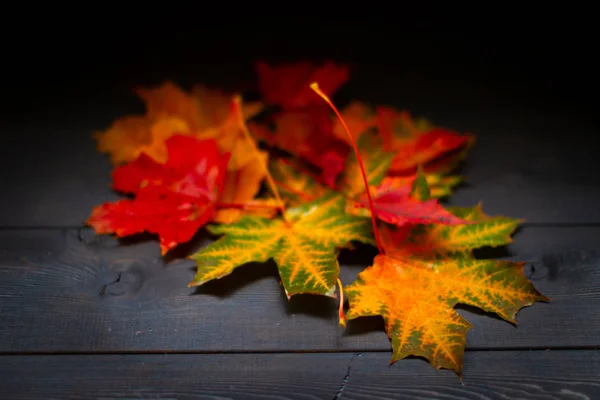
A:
[{"xmin": 1, "ymin": 346, "xmax": 599, "ymax": 357}]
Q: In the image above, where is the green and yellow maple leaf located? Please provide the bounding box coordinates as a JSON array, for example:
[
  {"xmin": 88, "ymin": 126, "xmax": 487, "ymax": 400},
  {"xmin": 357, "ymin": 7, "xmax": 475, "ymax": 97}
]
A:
[
  {"xmin": 189, "ymin": 194, "xmax": 374, "ymax": 298},
  {"xmin": 381, "ymin": 203, "xmax": 523, "ymax": 267},
  {"xmin": 345, "ymin": 254, "xmax": 549, "ymax": 376}
]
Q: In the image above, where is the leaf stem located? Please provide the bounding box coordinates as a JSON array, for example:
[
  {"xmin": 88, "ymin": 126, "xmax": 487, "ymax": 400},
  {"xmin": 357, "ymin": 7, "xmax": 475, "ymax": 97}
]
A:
[
  {"xmin": 310, "ymin": 83, "xmax": 385, "ymax": 255},
  {"xmin": 337, "ymin": 278, "xmax": 346, "ymax": 328},
  {"xmin": 232, "ymin": 95, "xmax": 291, "ymax": 225}
]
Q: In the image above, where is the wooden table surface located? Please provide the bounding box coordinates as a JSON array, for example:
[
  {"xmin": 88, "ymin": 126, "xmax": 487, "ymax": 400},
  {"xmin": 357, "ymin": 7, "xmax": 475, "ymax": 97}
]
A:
[{"xmin": 1, "ymin": 20, "xmax": 599, "ymax": 399}]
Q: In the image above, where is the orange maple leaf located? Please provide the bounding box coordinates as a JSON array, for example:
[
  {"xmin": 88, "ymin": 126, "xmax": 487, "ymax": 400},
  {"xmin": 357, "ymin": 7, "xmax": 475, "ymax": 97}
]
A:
[
  {"xmin": 135, "ymin": 81, "xmax": 205, "ymax": 130},
  {"xmin": 95, "ymin": 81, "xmax": 263, "ymax": 166},
  {"xmin": 345, "ymin": 254, "xmax": 548, "ymax": 376}
]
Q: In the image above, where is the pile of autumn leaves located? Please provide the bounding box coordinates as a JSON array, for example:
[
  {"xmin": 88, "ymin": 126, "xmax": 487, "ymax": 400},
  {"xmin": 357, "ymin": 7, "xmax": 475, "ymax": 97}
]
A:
[{"xmin": 88, "ymin": 61, "xmax": 548, "ymax": 377}]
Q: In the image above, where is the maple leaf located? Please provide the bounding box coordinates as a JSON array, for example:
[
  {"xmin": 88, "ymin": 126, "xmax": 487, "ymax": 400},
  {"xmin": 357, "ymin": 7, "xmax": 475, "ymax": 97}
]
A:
[
  {"xmin": 137, "ymin": 81, "xmax": 263, "ymax": 134},
  {"xmin": 88, "ymin": 195, "xmax": 214, "ymax": 253},
  {"xmin": 88, "ymin": 135, "xmax": 230, "ymax": 254},
  {"xmin": 252, "ymin": 74, "xmax": 375, "ymax": 188},
  {"xmin": 351, "ymin": 168, "xmax": 469, "ymax": 227},
  {"xmin": 189, "ymin": 194, "xmax": 374, "ymax": 298},
  {"xmin": 345, "ymin": 254, "xmax": 549, "ymax": 376},
  {"xmin": 256, "ymin": 60, "xmax": 349, "ymax": 110},
  {"xmin": 376, "ymin": 106, "xmax": 474, "ymax": 175},
  {"xmin": 111, "ymin": 135, "xmax": 228, "ymax": 198},
  {"xmin": 135, "ymin": 81, "xmax": 205, "ymax": 129},
  {"xmin": 95, "ymin": 81, "xmax": 200, "ymax": 165},
  {"xmin": 252, "ymin": 60, "xmax": 352, "ymax": 185},
  {"xmin": 95, "ymin": 81, "xmax": 262, "ymax": 166},
  {"xmin": 95, "ymin": 115, "xmax": 191, "ymax": 165}
]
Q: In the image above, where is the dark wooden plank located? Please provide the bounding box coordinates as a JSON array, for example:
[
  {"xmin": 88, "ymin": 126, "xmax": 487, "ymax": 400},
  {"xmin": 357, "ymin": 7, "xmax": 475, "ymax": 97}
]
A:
[
  {"xmin": 1, "ymin": 68, "xmax": 599, "ymax": 227},
  {"xmin": 1, "ymin": 225, "xmax": 599, "ymax": 353},
  {"xmin": 439, "ymin": 110, "xmax": 600, "ymax": 223},
  {"xmin": 1, "ymin": 351, "xmax": 598, "ymax": 399},
  {"xmin": 0, "ymin": 107, "xmax": 124, "ymax": 228}
]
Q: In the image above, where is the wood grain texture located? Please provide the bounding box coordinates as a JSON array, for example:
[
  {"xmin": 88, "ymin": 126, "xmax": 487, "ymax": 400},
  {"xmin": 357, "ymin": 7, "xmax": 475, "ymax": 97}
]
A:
[
  {"xmin": 1, "ymin": 225, "xmax": 598, "ymax": 353},
  {"xmin": 0, "ymin": 351, "xmax": 598, "ymax": 399},
  {"xmin": 1, "ymin": 72, "xmax": 598, "ymax": 227}
]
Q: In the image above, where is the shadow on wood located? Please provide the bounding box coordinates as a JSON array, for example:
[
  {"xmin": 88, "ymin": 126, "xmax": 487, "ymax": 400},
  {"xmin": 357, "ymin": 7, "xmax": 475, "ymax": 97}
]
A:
[
  {"xmin": 190, "ymin": 260, "xmax": 279, "ymax": 298},
  {"xmin": 343, "ymin": 315, "xmax": 386, "ymax": 337},
  {"xmin": 472, "ymin": 245, "xmax": 513, "ymax": 260},
  {"xmin": 187, "ymin": 240, "xmax": 379, "ymax": 321},
  {"xmin": 338, "ymin": 243, "xmax": 378, "ymax": 267},
  {"xmin": 188, "ymin": 259, "xmax": 342, "ymax": 321}
]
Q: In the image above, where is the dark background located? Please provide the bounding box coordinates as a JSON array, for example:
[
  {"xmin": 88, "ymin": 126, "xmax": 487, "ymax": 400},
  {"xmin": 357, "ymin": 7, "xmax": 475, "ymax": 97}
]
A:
[{"xmin": 2, "ymin": 14, "xmax": 598, "ymax": 125}]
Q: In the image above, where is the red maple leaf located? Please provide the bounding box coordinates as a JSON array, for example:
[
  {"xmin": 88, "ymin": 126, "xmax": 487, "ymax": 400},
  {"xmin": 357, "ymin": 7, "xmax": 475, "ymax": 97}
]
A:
[
  {"xmin": 376, "ymin": 107, "xmax": 472, "ymax": 175},
  {"xmin": 252, "ymin": 61, "xmax": 355, "ymax": 186},
  {"xmin": 353, "ymin": 176, "xmax": 468, "ymax": 227},
  {"xmin": 88, "ymin": 135, "xmax": 230, "ymax": 254},
  {"xmin": 256, "ymin": 60, "xmax": 349, "ymax": 110},
  {"xmin": 250, "ymin": 108, "xmax": 348, "ymax": 188}
]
